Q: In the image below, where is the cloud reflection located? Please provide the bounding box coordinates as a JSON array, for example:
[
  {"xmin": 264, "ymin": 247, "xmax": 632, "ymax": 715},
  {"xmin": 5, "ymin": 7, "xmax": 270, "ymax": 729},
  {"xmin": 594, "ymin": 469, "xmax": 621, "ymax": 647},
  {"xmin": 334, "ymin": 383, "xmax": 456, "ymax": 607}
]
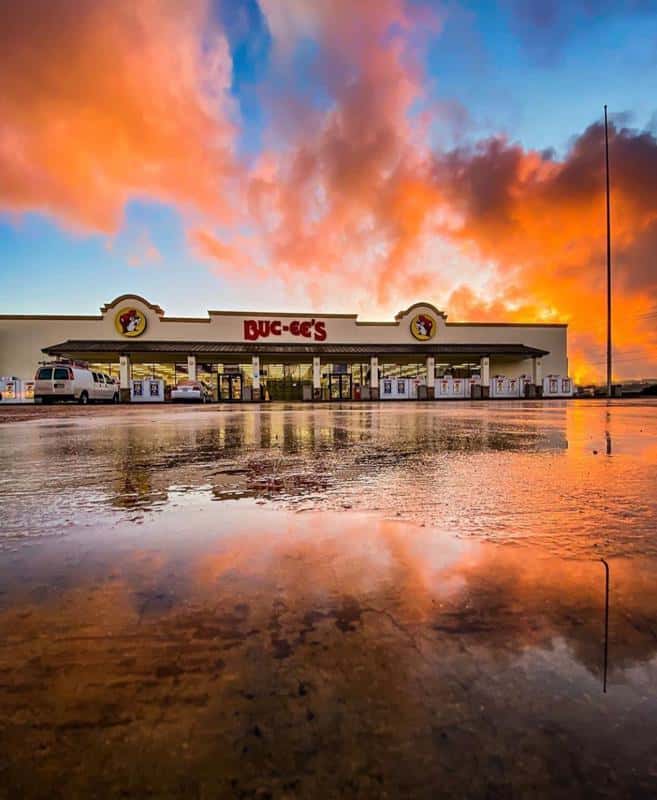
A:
[{"xmin": 2, "ymin": 508, "xmax": 657, "ymax": 796}]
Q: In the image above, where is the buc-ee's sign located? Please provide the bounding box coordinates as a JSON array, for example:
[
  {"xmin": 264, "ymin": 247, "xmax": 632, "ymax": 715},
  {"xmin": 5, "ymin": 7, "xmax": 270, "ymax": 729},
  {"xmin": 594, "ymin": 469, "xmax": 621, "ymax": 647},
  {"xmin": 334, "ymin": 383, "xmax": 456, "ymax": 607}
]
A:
[{"xmin": 243, "ymin": 318, "xmax": 327, "ymax": 342}]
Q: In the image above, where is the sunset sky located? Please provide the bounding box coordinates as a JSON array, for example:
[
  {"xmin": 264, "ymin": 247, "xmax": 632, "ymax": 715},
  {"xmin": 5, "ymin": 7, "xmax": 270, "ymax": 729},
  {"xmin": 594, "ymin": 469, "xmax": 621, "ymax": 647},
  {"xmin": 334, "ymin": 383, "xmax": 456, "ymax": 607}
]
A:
[{"xmin": 1, "ymin": 0, "xmax": 657, "ymax": 381}]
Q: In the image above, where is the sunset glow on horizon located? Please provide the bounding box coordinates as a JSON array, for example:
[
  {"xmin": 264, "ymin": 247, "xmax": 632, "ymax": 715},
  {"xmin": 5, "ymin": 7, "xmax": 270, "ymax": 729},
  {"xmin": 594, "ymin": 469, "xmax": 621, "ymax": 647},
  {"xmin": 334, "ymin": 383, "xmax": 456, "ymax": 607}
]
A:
[{"xmin": 2, "ymin": 0, "xmax": 657, "ymax": 382}]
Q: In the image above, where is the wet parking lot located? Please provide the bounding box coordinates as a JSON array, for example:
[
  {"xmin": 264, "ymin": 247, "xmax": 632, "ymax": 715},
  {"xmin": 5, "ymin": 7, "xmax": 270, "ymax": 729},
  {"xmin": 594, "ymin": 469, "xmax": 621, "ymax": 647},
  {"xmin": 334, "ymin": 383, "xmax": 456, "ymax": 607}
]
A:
[{"xmin": 1, "ymin": 400, "xmax": 657, "ymax": 798}]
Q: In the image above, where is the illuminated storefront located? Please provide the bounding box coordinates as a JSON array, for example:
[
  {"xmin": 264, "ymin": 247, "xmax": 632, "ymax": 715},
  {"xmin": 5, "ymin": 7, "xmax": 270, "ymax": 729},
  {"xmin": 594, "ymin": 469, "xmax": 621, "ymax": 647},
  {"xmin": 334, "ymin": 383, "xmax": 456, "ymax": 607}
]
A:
[{"xmin": 0, "ymin": 294, "xmax": 573, "ymax": 401}]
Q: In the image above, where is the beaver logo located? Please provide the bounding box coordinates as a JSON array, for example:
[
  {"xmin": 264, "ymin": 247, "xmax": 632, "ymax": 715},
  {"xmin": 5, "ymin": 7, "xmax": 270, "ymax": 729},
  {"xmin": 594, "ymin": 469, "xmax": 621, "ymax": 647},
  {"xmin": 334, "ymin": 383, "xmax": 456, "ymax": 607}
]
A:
[
  {"xmin": 410, "ymin": 312, "xmax": 436, "ymax": 341},
  {"xmin": 115, "ymin": 307, "xmax": 147, "ymax": 337}
]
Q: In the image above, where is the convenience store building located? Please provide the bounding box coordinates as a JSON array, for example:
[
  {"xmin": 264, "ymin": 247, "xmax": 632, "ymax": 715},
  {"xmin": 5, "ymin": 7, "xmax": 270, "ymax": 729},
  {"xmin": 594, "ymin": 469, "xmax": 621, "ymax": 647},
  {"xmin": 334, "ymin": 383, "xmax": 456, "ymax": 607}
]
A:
[{"xmin": 0, "ymin": 294, "xmax": 573, "ymax": 401}]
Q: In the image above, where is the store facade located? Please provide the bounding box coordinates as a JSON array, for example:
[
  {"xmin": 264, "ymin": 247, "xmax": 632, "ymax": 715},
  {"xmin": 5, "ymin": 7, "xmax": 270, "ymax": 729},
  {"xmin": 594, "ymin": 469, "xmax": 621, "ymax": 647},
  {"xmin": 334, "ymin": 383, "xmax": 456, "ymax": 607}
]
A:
[{"xmin": 0, "ymin": 294, "xmax": 573, "ymax": 401}]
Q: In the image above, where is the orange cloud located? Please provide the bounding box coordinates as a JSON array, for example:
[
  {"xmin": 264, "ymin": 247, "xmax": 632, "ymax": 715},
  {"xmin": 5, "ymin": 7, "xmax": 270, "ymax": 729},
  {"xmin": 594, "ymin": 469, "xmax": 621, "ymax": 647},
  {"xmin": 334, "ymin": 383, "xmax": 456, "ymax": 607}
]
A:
[
  {"xmin": 0, "ymin": 0, "xmax": 238, "ymax": 232},
  {"xmin": 248, "ymin": 3, "xmax": 657, "ymax": 380},
  {"xmin": 248, "ymin": 0, "xmax": 446, "ymax": 306},
  {"xmin": 190, "ymin": 228, "xmax": 254, "ymax": 274},
  {"xmin": 433, "ymin": 124, "xmax": 657, "ymax": 381}
]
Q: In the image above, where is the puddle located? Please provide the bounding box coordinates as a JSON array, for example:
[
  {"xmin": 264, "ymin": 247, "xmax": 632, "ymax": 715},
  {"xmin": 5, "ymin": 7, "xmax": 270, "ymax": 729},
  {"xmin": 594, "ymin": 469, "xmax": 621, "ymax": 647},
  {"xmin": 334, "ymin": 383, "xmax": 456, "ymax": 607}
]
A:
[{"xmin": 1, "ymin": 402, "xmax": 657, "ymax": 797}]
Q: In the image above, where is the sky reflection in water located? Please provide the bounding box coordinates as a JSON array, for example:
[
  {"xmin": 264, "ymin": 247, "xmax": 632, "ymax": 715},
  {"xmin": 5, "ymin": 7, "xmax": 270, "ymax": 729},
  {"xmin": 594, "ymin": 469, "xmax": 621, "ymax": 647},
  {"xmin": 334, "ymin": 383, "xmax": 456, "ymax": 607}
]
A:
[{"xmin": 1, "ymin": 401, "xmax": 656, "ymax": 797}]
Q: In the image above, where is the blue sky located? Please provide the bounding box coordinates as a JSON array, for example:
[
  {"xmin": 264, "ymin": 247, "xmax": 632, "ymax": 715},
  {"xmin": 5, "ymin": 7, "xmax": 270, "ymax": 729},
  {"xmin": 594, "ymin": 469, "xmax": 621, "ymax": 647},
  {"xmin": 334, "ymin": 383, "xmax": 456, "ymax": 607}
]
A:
[{"xmin": 1, "ymin": 0, "xmax": 656, "ymax": 325}]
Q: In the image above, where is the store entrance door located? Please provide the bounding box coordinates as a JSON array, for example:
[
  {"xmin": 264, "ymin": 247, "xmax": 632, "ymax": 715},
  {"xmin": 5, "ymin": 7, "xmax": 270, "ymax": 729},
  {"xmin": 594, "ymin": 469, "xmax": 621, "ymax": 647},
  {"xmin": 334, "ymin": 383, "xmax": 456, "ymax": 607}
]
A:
[
  {"xmin": 328, "ymin": 373, "xmax": 352, "ymax": 400},
  {"xmin": 219, "ymin": 373, "xmax": 243, "ymax": 402}
]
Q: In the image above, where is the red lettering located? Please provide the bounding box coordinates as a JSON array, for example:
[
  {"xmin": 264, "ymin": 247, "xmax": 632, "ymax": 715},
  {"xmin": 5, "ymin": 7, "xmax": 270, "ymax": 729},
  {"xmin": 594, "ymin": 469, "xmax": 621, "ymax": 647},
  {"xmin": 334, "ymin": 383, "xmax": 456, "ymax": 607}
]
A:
[
  {"xmin": 244, "ymin": 320, "xmax": 259, "ymax": 341},
  {"xmin": 245, "ymin": 318, "xmax": 327, "ymax": 341}
]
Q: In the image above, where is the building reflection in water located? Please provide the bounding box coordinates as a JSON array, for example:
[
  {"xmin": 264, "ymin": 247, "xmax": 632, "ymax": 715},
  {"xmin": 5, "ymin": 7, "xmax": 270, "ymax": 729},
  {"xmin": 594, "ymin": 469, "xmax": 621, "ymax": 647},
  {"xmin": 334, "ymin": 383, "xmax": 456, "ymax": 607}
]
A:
[
  {"xmin": 1, "ymin": 508, "xmax": 657, "ymax": 797},
  {"xmin": 2, "ymin": 402, "xmax": 657, "ymax": 796},
  {"xmin": 5, "ymin": 403, "xmax": 657, "ymax": 561}
]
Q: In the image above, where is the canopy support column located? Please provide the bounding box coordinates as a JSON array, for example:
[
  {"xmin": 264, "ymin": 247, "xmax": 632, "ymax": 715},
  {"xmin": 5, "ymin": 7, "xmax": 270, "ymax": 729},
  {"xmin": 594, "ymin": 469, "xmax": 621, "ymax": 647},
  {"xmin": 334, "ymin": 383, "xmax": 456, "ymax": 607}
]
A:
[
  {"xmin": 187, "ymin": 355, "xmax": 197, "ymax": 382},
  {"xmin": 252, "ymin": 355, "xmax": 261, "ymax": 401},
  {"xmin": 532, "ymin": 356, "xmax": 543, "ymax": 396},
  {"xmin": 119, "ymin": 354, "xmax": 131, "ymax": 403},
  {"xmin": 312, "ymin": 356, "xmax": 321, "ymax": 400},
  {"xmin": 370, "ymin": 356, "xmax": 379, "ymax": 400},
  {"xmin": 480, "ymin": 356, "xmax": 490, "ymax": 399},
  {"xmin": 425, "ymin": 355, "xmax": 435, "ymax": 399}
]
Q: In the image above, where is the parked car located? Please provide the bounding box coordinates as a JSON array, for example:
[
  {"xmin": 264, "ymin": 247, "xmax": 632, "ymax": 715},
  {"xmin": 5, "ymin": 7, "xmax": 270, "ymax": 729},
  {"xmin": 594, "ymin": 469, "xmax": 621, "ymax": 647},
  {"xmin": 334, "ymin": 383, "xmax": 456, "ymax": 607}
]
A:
[
  {"xmin": 34, "ymin": 363, "xmax": 119, "ymax": 404},
  {"xmin": 171, "ymin": 379, "xmax": 214, "ymax": 403}
]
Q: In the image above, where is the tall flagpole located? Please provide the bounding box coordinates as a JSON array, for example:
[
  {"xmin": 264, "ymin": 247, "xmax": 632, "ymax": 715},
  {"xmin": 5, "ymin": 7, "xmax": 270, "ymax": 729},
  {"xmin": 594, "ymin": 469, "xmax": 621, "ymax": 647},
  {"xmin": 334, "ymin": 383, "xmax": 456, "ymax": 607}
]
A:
[{"xmin": 604, "ymin": 105, "xmax": 612, "ymax": 396}]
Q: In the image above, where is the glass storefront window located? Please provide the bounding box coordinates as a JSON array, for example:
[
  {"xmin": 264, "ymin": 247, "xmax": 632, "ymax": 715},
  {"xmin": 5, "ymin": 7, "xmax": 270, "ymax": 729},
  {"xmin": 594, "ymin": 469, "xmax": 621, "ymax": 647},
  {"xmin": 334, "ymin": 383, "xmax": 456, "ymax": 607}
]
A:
[{"xmin": 260, "ymin": 362, "xmax": 312, "ymax": 401}]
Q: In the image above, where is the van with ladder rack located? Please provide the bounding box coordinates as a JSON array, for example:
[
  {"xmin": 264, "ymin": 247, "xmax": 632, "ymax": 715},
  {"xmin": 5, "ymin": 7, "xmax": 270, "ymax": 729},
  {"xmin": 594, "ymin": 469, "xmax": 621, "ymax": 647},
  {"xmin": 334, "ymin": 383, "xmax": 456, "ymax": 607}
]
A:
[{"xmin": 34, "ymin": 360, "xmax": 119, "ymax": 405}]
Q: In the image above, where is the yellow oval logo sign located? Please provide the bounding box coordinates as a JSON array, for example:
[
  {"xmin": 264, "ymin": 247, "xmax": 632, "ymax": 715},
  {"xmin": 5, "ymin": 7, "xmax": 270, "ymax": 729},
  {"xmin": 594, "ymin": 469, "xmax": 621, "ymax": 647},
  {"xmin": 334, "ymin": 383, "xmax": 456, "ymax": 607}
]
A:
[
  {"xmin": 410, "ymin": 312, "xmax": 436, "ymax": 341},
  {"xmin": 115, "ymin": 307, "xmax": 147, "ymax": 337}
]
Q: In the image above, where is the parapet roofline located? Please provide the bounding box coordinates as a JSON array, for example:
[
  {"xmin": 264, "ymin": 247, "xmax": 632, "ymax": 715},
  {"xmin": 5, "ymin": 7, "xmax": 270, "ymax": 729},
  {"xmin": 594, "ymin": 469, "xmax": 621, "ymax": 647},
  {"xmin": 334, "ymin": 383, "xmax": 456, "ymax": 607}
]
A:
[
  {"xmin": 394, "ymin": 302, "xmax": 447, "ymax": 321},
  {"xmin": 0, "ymin": 314, "xmax": 103, "ymax": 320},
  {"xmin": 99, "ymin": 294, "xmax": 164, "ymax": 315},
  {"xmin": 0, "ymin": 312, "xmax": 568, "ymax": 328},
  {"xmin": 0, "ymin": 294, "xmax": 568, "ymax": 327},
  {"xmin": 207, "ymin": 309, "xmax": 356, "ymax": 318},
  {"xmin": 447, "ymin": 321, "xmax": 567, "ymax": 328}
]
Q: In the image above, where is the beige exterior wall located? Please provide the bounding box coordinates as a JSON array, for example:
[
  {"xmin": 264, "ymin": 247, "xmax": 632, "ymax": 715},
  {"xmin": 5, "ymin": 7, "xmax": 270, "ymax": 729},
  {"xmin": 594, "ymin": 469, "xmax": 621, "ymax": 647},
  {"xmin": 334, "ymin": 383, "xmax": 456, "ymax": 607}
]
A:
[
  {"xmin": 0, "ymin": 294, "xmax": 569, "ymax": 382},
  {"xmin": 1, "ymin": 316, "xmax": 104, "ymax": 382}
]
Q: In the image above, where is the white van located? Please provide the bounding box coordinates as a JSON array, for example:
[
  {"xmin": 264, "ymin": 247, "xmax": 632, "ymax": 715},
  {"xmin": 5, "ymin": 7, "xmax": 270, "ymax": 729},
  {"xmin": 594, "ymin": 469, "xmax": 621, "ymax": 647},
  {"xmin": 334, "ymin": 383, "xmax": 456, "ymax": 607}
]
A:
[{"xmin": 34, "ymin": 363, "xmax": 119, "ymax": 404}]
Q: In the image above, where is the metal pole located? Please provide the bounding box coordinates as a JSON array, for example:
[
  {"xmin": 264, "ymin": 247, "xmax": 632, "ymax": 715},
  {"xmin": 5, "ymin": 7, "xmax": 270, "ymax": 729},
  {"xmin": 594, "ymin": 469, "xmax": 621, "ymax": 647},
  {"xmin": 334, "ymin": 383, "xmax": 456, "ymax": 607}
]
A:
[
  {"xmin": 601, "ymin": 558, "xmax": 610, "ymax": 693},
  {"xmin": 604, "ymin": 105, "xmax": 612, "ymax": 396}
]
